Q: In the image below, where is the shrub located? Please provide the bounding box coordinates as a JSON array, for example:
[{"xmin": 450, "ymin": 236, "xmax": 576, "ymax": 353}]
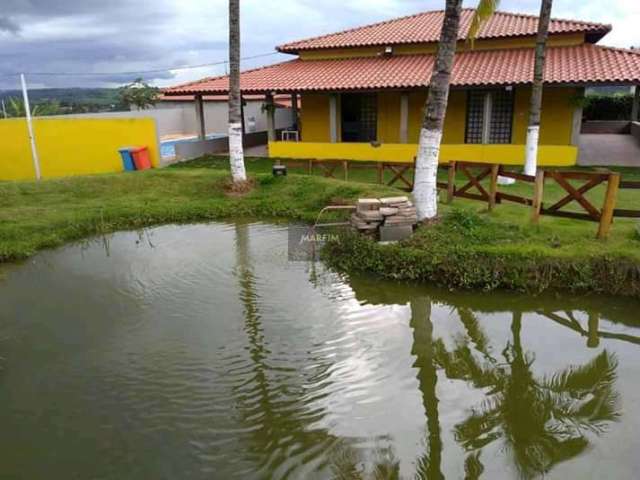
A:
[{"xmin": 583, "ymin": 94, "xmax": 633, "ymax": 121}]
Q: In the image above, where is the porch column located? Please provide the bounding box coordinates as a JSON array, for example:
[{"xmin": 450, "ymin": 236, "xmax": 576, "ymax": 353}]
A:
[
  {"xmin": 329, "ymin": 94, "xmax": 338, "ymax": 143},
  {"xmin": 291, "ymin": 93, "xmax": 299, "ymax": 131},
  {"xmin": 265, "ymin": 93, "xmax": 276, "ymax": 141},
  {"xmin": 571, "ymin": 87, "xmax": 585, "ymax": 146},
  {"xmin": 240, "ymin": 94, "xmax": 246, "ymax": 137},
  {"xmin": 195, "ymin": 94, "xmax": 206, "ymax": 140},
  {"xmin": 399, "ymin": 92, "xmax": 409, "ymax": 143},
  {"xmin": 632, "ymin": 85, "xmax": 639, "ymax": 122}
]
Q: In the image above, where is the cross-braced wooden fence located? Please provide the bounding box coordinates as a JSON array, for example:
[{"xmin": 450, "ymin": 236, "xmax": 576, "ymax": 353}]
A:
[
  {"xmin": 445, "ymin": 161, "xmax": 637, "ymax": 239},
  {"xmin": 281, "ymin": 157, "xmax": 637, "ymax": 239}
]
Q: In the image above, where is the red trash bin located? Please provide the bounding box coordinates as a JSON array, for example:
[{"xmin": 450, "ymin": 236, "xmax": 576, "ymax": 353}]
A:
[{"xmin": 131, "ymin": 146, "xmax": 152, "ymax": 170}]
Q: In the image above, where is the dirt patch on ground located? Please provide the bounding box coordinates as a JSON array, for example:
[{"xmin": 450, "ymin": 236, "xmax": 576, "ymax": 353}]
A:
[{"xmin": 222, "ymin": 177, "xmax": 256, "ymax": 197}]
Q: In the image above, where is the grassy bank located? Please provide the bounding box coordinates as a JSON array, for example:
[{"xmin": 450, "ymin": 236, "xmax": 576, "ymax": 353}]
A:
[
  {"xmin": 0, "ymin": 166, "xmax": 396, "ymax": 262},
  {"xmin": 1, "ymin": 155, "xmax": 639, "ymax": 296},
  {"xmin": 324, "ymin": 209, "xmax": 640, "ymax": 297}
]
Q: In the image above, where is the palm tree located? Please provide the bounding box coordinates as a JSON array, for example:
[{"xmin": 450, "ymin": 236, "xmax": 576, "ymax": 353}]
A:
[
  {"xmin": 228, "ymin": 0, "xmax": 247, "ymax": 183},
  {"xmin": 451, "ymin": 312, "xmax": 620, "ymax": 479},
  {"xmin": 524, "ymin": 0, "xmax": 554, "ymax": 176},
  {"xmin": 4, "ymin": 97, "xmax": 61, "ymax": 117},
  {"xmin": 413, "ymin": 0, "xmax": 500, "ymax": 221}
]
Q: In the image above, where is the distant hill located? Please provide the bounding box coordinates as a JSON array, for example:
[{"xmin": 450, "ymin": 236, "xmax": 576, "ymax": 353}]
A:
[{"xmin": 0, "ymin": 88, "xmax": 126, "ymax": 113}]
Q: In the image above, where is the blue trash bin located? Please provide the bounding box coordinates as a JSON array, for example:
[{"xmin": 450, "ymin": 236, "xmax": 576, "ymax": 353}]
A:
[{"xmin": 119, "ymin": 148, "xmax": 136, "ymax": 171}]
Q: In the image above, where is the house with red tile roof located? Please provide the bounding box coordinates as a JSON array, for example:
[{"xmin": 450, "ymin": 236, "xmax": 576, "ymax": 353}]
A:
[{"xmin": 164, "ymin": 9, "xmax": 640, "ymax": 166}]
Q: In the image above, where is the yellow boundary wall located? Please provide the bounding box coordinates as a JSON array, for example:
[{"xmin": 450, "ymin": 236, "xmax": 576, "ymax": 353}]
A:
[
  {"xmin": 269, "ymin": 141, "xmax": 578, "ymax": 166},
  {"xmin": 0, "ymin": 117, "xmax": 160, "ymax": 181}
]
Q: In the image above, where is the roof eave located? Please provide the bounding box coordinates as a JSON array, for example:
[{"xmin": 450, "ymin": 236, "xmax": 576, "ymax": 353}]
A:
[{"xmin": 276, "ymin": 28, "xmax": 614, "ymax": 54}]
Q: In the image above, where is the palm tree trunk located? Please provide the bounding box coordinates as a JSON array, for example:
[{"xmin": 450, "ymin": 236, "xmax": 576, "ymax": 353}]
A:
[
  {"xmin": 413, "ymin": 0, "xmax": 463, "ymax": 221},
  {"xmin": 228, "ymin": 0, "xmax": 247, "ymax": 182},
  {"xmin": 410, "ymin": 298, "xmax": 444, "ymax": 479},
  {"xmin": 524, "ymin": 0, "xmax": 553, "ymax": 176}
]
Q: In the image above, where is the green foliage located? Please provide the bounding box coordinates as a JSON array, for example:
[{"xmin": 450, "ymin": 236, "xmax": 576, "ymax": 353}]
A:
[
  {"xmin": 260, "ymin": 102, "xmax": 277, "ymax": 115},
  {"xmin": 118, "ymin": 78, "xmax": 160, "ymax": 110},
  {"xmin": 2, "ymin": 96, "xmax": 62, "ymax": 117},
  {"xmin": 468, "ymin": 0, "xmax": 501, "ymax": 46},
  {"xmin": 1, "ymin": 89, "xmax": 123, "ymax": 115},
  {"xmin": 583, "ymin": 94, "xmax": 633, "ymax": 121}
]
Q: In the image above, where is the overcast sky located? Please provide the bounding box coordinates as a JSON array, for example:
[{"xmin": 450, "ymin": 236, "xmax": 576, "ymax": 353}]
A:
[{"xmin": 0, "ymin": 0, "xmax": 638, "ymax": 90}]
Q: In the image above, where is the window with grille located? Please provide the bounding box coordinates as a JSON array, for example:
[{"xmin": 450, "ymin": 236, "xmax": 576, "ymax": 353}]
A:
[
  {"xmin": 489, "ymin": 90, "xmax": 514, "ymax": 143},
  {"xmin": 341, "ymin": 93, "xmax": 378, "ymax": 142},
  {"xmin": 465, "ymin": 91, "xmax": 486, "ymax": 144},
  {"xmin": 465, "ymin": 89, "xmax": 514, "ymax": 144}
]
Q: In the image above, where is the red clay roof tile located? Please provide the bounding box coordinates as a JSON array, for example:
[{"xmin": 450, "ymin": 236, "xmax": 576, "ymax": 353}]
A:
[
  {"xmin": 163, "ymin": 44, "xmax": 640, "ymax": 95},
  {"xmin": 277, "ymin": 9, "xmax": 611, "ymax": 53}
]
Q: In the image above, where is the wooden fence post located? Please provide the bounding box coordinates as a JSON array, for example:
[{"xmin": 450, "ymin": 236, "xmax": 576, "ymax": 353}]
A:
[
  {"xmin": 488, "ymin": 164, "xmax": 499, "ymax": 211},
  {"xmin": 531, "ymin": 170, "xmax": 545, "ymax": 224},
  {"xmin": 447, "ymin": 161, "xmax": 457, "ymax": 203},
  {"xmin": 308, "ymin": 159, "xmax": 313, "ymax": 175},
  {"xmin": 343, "ymin": 160, "xmax": 348, "ymax": 181},
  {"xmin": 597, "ymin": 172, "xmax": 621, "ymax": 240},
  {"xmin": 377, "ymin": 163, "xmax": 384, "ymax": 184}
]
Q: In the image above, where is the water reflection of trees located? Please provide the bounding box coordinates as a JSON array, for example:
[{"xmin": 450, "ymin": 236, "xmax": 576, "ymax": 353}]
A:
[
  {"xmin": 345, "ymin": 278, "xmax": 626, "ymax": 479},
  {"xmin": 233, "ymin": 224, "xmax": 401, "ymax": 479},
  {"xmin": 438, "ymin": 309, "xmax": 620, "ymax": 479},
  {"xmin": 234, "ymin": 223, "xmax": 335, "ymax": 475},
  {"xmin": 410, "ymin": 298, "xmax": 444, "ymax": 480}
]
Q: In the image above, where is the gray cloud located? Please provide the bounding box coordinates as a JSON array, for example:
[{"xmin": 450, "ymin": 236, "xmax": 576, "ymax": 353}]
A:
[
  {"xmin": 0, "ymin": 0, "xmax": 636, "ymax": 90},
  {"xmin": 0, "ymin": 16, "xmax": 21, "ymax": 34}
]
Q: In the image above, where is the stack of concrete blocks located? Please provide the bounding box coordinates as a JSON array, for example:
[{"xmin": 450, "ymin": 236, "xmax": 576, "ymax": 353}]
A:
[
  {"xmin": 351, "ymin": 199, "xmax": 383, "ymax": 233},
  {"xmin": 351, "ymin": 196, "xmax": 418, "ymax": 241}
]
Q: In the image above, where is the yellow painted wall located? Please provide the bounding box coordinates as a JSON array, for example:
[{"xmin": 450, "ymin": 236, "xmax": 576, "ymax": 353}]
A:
[
  {"xmin": 442, "ymin": 90, "xmax": 467, "ymax": 144},
  {"xmin": 270, "ymin": 141, "xmax": 577, "ymax": 166},
  {"xmin": 513, "ymin": 86, "xmax": 577, "ymax": 145},
  {"xmin": 0, "ymin": 117, "xmax": 160, "ymax": 181},
  {"xmin": 0, "ymin": 119, "xmax": 33, "ymax": 180},
  {"xmin": 298, "ymin": 33, "xmax": 586, "ymax": 60},
  {"xmin": 299, "ymin": 86, "xmax": 578, "ymax": 163},
  {"xmin": 377, "ymin": 91, "xmax": 401, "ymax": 143},
  {"xmin": 300, "ymin": 93, "xmax": 331, "ymax": 142}
]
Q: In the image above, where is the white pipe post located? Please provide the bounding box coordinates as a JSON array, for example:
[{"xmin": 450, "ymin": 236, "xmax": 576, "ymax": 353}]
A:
[
  {"xmin": 21, "ymin": 74, "xmax": 41, "ymax": 180},
  {"xmin": 1, "ymin": 99, "xmax": 7, "ymax": 119}
]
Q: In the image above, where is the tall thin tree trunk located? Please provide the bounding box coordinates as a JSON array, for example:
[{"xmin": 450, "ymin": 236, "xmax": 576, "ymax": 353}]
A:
[
  {"xmin": 410, "ymin": 298, "xmax": 444, "ymax": 480},
  {"xmin": 228, "ymin": 0, "xmax": 247, "ymax": 182},
  {"xmin": 524, "ymin": 0, "xmax": 553, "ymax": 176},
  {"xmin": 413, "ymin": 0, "xmax": 463, "ymax": 221}
]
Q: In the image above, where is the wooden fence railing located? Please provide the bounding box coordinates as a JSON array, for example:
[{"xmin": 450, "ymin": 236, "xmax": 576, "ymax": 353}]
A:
[
  {"xmin": 286, "ymin": 158, "xmax": 637, "ymax": 240},
  {"xmin": 613, "ymin": 179, "xmax": 640, "ymax": 219},
  {"xmin": 444, "ymin": 161, "xmax": 635, "ymax": 239}
]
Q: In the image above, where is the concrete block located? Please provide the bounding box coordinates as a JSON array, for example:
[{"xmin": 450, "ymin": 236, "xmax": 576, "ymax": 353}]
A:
[
  {"xmin": 380, "ymin": 196, "xmax": 409, "ymax": 205},
  {"xmin": 385, "ymin": 216, "xmax": 417, "ymax": 225},
  {"xmin": 379, "ymin": 225, "xmax": 413, "ymax": 242},
  {"xmin": 379, "ymin": 207, "xmax": 399, "ymax": 216},
  {"xmin": 357, "ymin": 198, "xmax": 381, "ymax": 213},
  {"xmin": 358, "ymin": 210, "xmax": 384, "ymax": 221}
]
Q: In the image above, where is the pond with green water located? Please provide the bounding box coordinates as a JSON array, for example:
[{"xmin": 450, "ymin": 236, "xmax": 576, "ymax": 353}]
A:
[{"xmin": 1, "ymin": 223, "xmax": 639, "ymax": 479}]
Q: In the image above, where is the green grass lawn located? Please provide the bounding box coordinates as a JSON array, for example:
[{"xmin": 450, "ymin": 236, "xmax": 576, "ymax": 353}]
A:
[
  {"xmin": 0, "ymin": 164, "xmax": 397, "ymax": 262},
  {"xmin": 1, "ymin": 154, "xmax": 638, "ymax": 295},
  {"xmin": 172, "ymin": 155, "xmax": 640, "ymax": 260}
]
